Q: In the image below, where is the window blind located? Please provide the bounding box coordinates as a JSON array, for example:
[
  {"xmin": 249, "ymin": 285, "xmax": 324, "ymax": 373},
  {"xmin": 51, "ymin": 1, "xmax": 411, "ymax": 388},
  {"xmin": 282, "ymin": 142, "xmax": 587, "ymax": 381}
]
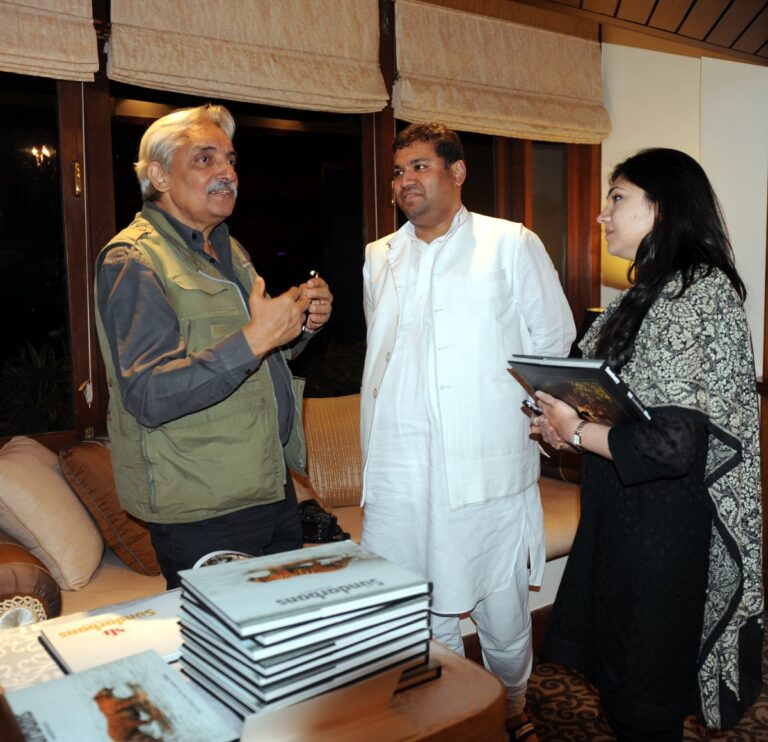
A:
[
  {"xmin": 393, "ymin": 0, "xmax": 611, "ymax": 143},
  {"xmin": 0, "ymin": 0, "xmax": 98, "ymax": 82},
  {"xmin": 108, "ymin": 0, "xmax": 389, "ymax": 113}
]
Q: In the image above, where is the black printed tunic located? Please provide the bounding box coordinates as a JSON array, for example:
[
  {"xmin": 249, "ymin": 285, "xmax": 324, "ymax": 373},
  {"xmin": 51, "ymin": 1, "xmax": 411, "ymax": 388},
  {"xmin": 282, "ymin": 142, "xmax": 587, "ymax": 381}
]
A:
[{"xmin": 541, "ymin": 407, "xmax": 713, "ymax": 733}]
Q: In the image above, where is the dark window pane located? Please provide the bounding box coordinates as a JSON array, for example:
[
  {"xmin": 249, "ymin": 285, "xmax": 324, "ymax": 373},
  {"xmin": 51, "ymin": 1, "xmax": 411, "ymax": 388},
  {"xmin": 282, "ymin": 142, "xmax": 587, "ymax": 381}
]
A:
[
  {"xmin": 461, "ymin": 132, "xmax": 495, "ymax": 216},
  {"xmin": 532, "ymin": 142, "xmax": 567, "ymax": 287},
  {"xmin": 0, "ymin": 73, "xmax": 73, "ymax": 435}
]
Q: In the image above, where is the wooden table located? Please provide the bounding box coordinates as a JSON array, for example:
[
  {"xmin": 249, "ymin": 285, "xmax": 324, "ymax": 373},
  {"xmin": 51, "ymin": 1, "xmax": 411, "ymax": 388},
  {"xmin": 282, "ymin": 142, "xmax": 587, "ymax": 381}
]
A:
[
  {"xmin": 0, "ymin": 619, "xmax": 506, "ymax": 741},
  {"xmin": 386, "ymin": 641, "xmax": 507, "ymax": 741}
]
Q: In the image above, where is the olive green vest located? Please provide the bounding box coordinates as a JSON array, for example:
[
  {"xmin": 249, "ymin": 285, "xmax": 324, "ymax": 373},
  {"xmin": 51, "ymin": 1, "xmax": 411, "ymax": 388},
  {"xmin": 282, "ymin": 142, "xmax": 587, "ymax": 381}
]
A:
[{"xmin": 94, "ymin": 208, "xmax": 306, "ymax": 523}]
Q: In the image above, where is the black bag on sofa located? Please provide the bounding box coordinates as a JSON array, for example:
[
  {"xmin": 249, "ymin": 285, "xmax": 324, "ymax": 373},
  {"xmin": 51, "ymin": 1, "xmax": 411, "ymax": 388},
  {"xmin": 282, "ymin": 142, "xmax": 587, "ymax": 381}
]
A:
[{"xmin": 298, "ymin": 499, "xmax": 350, "ymax": 543}]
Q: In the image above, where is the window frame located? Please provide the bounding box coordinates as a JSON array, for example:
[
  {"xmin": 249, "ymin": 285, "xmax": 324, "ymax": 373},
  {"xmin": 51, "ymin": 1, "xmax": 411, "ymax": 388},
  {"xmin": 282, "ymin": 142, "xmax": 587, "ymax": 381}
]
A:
[
  {"xmin": 0, "ymin": 81, "xmax": 93, "ymax": 450},
  {"xmin": 1, "ymin": 74, "xmax": 116, "ymax": 451}
]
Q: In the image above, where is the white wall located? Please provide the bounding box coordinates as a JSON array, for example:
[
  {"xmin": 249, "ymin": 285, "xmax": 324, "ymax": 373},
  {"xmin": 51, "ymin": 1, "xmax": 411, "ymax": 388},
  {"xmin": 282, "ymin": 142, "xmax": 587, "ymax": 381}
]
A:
[
  {"xmin": 600, "ymin": 38, "xmax": 768, "ymax": 373},
  {"xmin": 700, "ymin": 58, "xmax": 768, "ymax": 374},
  {"xmin": 600, "ymin": 42, "xmax": 700, "ymax": 301}
]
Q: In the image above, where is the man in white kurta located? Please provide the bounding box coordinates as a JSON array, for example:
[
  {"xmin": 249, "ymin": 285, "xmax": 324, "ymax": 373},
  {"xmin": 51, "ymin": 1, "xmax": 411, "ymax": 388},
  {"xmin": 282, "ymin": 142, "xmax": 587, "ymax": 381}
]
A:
[{"xmin": 360, "ymin": 124, "xmax": 575, "ymax": 735}]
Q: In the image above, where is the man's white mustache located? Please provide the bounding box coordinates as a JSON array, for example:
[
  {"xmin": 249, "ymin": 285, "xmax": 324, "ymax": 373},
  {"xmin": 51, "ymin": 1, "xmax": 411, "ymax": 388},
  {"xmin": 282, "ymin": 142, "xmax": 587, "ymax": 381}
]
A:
[{"xmin": 207, "ymin": 180, "xmax": 238, "ymax": 197}]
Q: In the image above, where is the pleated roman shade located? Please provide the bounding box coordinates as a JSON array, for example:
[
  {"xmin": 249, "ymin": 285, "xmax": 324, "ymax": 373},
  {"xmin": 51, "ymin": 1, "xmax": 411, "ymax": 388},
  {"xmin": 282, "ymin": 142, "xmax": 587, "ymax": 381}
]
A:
[
  {"xmin": 0, "ymin": 0, "xmax": 98, "ymax": 82},
  {"xmin": 107, "ymin": 0, "xmax": 389, "ymax": 114},
  {"xmin": 393, "ymin": 0, "xmax": 611, "ymax": 144}
]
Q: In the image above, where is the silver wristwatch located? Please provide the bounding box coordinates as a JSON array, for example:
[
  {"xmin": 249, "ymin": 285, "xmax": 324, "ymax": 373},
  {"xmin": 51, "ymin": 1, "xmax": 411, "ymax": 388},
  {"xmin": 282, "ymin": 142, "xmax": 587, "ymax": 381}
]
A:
[{"xmin": 572, "ymin": 419, "xmax": 588, "ymax": 448}]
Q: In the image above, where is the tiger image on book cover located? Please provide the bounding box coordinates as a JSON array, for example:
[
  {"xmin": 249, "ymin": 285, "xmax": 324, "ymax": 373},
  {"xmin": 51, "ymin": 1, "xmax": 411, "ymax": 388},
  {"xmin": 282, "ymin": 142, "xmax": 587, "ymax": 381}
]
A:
[{"xmin": 248, "ymin": 554, "xmax": 353, "ymax": 583}]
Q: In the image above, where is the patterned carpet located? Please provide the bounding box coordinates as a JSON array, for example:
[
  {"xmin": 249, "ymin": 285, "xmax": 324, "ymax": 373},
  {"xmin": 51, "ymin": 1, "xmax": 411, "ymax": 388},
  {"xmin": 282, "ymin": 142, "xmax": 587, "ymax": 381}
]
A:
[{"xmin": 525, "ymin": 632, "xmax": 768, "ymax": 741}]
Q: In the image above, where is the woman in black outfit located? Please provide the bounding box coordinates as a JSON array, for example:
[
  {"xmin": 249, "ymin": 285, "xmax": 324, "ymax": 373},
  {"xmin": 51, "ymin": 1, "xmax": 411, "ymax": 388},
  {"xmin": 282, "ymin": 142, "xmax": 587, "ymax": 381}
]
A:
[{"xmin": 533, "ymin": 148, "xmax": 762, "ymax": 741}]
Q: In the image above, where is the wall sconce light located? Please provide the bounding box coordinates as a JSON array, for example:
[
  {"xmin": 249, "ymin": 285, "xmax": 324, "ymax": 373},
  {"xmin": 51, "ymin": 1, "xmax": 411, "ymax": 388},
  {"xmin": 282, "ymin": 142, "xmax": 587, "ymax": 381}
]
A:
[{"xmin": 30, "ymin": 145, "xmax": 53, "ymax": 167}]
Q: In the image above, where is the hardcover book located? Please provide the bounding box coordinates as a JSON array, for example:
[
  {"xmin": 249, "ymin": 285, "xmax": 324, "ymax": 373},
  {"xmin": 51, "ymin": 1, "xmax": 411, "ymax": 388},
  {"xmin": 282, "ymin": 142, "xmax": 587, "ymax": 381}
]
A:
[
  {"xmin": 39, "ymin": 590, "xmax": 182, "ymax": 673},
  {"xmin": 181, "ymin": 616, "xmax": 430, "ymax": 685},
  {"xmin": 182, "ymin": 662, "xmax": 252, "ymax": 718},
  {"xmin": 183, "ymin": 628, "xmax": 429, "ymax": 702},
  {"xmin": 508, "ymin": 354, "xmax": 652, "ymax": 425},
  {"xmin": 251, "ymin": 608, "xmax": 429, "ymax": 675},
  {"xmin": 180, "ymin": 593, "xmax": 430, "ymax": 663},
  {"xmin": 181, "ymin": 591, "xmax": 375, "ymax": 647},
  {"xmin": 181, "ymin": 640, "xmax": 427, "ymax": 715},
  {"xmin": 395, "ymin": 656, "xmax": 442, "ymax": 693},
  {"xmin": 178, "ymin": 541, "xmax": 431, "ymax": 637},
  {"xmin": 4, "ymin": 650, "xmax": 234, "ymax": 742}
]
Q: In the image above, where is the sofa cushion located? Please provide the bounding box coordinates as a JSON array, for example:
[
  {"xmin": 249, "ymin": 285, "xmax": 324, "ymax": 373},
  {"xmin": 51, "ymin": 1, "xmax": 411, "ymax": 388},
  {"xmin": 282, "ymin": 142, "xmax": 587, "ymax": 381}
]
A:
[
  {"xmin": 303, "ymin": 395, "xmax": 362, "ymax": 508},
  {"xmin": 0, "ymin": 527, "xmax": 61, "ymax": 627},
  {"xmin": 0, "ymin": 437, "xmax": 103, "ymax": 590},
  {"xmin": 59, "ymin": 441, "xmax": 162, "ymax": 576},
  {"xmin": 539, "ymin": 476, "xmax": 581, "ymax": 560}
]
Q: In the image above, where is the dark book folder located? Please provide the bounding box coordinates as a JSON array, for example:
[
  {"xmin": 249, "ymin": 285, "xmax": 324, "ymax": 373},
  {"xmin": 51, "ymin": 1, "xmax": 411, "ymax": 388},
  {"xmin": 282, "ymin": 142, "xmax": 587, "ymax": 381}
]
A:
[{"xmin": 508, "ymin": 354, "xmax": 651, "ymax": 425}]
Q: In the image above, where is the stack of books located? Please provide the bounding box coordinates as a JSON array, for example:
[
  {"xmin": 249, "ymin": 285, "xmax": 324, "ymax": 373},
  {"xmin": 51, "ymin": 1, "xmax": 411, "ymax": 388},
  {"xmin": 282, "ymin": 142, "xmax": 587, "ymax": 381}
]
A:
[{"xmin": 176, "ymin": 541, "xmax": 433, "ymax": 717}]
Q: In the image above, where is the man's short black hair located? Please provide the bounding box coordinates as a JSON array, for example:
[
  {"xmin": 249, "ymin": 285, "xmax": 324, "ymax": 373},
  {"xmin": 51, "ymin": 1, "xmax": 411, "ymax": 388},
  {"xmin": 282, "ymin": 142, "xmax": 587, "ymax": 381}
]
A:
[{"xmin": 393, "ymin": 123, "xmax": 465, "ymax": 167}]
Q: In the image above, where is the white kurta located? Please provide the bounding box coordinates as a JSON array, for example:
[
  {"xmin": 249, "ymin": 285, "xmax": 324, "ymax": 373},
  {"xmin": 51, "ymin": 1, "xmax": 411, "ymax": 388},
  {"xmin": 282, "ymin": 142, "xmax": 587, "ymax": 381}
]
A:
[{"xmin": 361, "ymin": 212, "xmax": 539, "ymax": 614}]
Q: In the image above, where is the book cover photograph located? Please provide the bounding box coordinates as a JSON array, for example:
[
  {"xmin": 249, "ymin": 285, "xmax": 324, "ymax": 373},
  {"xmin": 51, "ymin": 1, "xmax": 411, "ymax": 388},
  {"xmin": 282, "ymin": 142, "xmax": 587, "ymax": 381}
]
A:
[
  {"xmin": 4, "ymin": 650, "xmax": 233, "ymax": 742},
  {"xmin": 178, "ymin": 541, "xmax": 430, "ymax": 637},
  {"xmin": 39, "ymin": 589, "xmax": 183, "ymax": 674},
  {"xmin": 508, "ymin": 354, "xmax": 652, "ymax": 425}
]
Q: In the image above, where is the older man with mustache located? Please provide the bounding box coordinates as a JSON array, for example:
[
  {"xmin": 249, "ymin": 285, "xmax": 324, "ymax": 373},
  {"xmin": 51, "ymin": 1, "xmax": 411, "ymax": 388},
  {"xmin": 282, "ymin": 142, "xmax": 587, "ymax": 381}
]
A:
[{"xmin": 95, "ymin": 104, "xmax": 332, "ymax": 587}]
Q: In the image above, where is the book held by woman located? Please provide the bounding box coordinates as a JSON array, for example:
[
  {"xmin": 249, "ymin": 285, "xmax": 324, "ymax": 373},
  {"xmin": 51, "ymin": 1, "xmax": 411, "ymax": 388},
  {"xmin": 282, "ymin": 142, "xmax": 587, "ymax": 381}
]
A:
[{"xmin": 508, "ymin": 354, "xmax": 651, "ymax": 425}]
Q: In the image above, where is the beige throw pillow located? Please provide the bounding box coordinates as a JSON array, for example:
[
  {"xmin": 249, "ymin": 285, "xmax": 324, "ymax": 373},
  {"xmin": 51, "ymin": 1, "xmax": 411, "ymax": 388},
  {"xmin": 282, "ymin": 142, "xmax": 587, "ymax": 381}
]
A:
[
  {"xmin": 0, "ymin": 437, "xmax": 104, "ymax": 590},
  {"xmin": 59, "ymin": 442, "xmax": 161, "ymax": 576}
]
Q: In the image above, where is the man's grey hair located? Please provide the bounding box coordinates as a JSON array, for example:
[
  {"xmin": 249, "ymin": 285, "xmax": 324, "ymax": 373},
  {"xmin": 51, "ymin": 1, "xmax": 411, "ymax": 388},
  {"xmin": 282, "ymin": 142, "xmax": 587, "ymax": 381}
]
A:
[{"xmin": 135, "ymin": 104, "xmax": 236, "ymax": 202}]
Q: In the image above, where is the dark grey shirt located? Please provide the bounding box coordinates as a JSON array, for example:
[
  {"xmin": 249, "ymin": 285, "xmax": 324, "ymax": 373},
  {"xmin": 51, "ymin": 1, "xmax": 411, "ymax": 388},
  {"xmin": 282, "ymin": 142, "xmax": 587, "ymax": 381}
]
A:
[{"xmin": 97, "ymin": 203, "xmax": 298, "ymax": 443}]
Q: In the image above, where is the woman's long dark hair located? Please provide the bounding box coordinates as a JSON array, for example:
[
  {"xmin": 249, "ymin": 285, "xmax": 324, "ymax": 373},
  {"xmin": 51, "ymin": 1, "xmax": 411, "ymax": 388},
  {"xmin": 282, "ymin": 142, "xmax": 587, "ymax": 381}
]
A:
[{"xmin": 595, "ymin": 148, "xmax": 746, "ymax": 370}]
